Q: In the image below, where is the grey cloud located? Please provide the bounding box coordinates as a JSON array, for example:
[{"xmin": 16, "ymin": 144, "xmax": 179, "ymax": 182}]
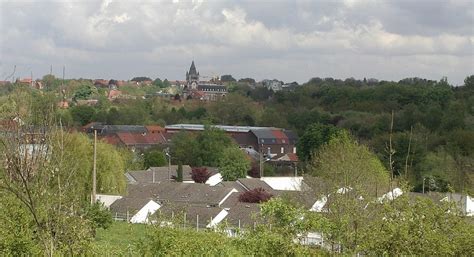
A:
[{"xmin": 0, "ymin": 0, "xmax": 473, "ymax": 85}]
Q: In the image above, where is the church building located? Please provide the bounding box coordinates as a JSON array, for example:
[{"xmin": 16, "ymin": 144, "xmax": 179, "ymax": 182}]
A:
[{"xmin": 184, "ymin": 61, "xmax": 227, "ymax": 101}]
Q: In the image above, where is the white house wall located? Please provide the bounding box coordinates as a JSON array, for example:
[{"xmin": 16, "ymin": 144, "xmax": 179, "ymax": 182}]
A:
[
  {"xmin": 130, "ymin": 200, "xmax": 161, "ymax": 224},
  {"xmin": 96, "ymin": 194, "xmax": 123, "ymax": 208}
]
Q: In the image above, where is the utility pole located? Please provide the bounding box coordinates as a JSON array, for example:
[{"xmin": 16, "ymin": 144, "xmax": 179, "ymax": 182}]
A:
[
  {"xmin": 92, "ymin": 130, "xmax": 97, "ymax": 204},
  {"xmin": 422, "ymin": 177, "xmax": 426, "ymax": 194},
  {"xmin": 165, "ymin": 147, "xmax": 171, "ymax": 180},
  {"xmin": 259, "ymin": 144, "xmax": 263, "ymax": 178}
]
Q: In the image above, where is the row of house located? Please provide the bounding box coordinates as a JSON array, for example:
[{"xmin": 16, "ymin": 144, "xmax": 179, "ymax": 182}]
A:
[
  {"xmin": 83, "ymin": 123, "xmax": 299, "ymax": 166},
  {"xmin": 165, "ymin": 124, "xmax": 299, "ymax": 163},
  {"xmin": 99, "ymin": 166, "xmax": 307, "ymax": 234},
  {"xmin": 98, "ymin": 165, "xmax": 474, "ymax": 249}
]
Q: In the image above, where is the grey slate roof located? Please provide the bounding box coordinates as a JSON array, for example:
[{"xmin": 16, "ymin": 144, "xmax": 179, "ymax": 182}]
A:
[
  {"xmin": 101, "ymin": 125, "xmax": 147, "ymax": 135},
  {"xmin": 126, "ymin": 182, "xmax": 234, "ymax": 206},
  {"xmin": 236, "ymin": 178, "xmax": 278, "ymax": 196},
  {"xmin": 157, "ymin": 203, "xmax": 224, "ymax": 228},
  {"xmin": 220, "ymin": 192, "xmax": 261, "ymax": 228},
  {"xmin": 109, "ymin": 197, "xmax": 153, "ymax": 216},
  {"xmin": 127, "ymin": 165, "xmax": 193, "ymax": 183}
]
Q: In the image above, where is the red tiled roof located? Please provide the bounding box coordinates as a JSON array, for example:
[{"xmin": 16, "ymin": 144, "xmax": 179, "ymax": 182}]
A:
[
  {"xmin": 108, "ymin": 89, "xmax": 122, "ymax": 99},
  {"xmin": 275, "ymin": 153, "xmax": 299, "ymax": 162},
  {"xmin": 145, "ymin": 125, "xmax": 165, "ymax": 133},
  {"xmin": 115, "ymin": 132, "xmax": 166, "ymax": 146},
  {"xmin": 100, "ymin": 134, "xmax": 123, "ymax": 146},
  {"xmin": 271, "ymin": 129, "xmax": 289, "ymax": 144}
]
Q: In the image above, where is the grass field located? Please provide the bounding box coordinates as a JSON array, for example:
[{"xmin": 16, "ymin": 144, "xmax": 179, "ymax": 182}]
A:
[{"xmin": 92, "ymin": 222, "xmax": 148, "ymax": 255}]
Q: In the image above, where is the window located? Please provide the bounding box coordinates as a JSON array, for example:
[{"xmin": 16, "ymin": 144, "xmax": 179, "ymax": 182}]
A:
[
  {"xmin": 281, "ymin": 147, "xmax": 284, "ymax": 154},
  {"xmin": 293, "ymin": 147, "xmax": 296, "ymax": 154}
]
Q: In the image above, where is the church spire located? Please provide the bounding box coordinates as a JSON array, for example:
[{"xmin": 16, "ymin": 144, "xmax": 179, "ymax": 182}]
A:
[{"xmin": 189, "ymin": 60, "xmax": 197, "ymax": 75}]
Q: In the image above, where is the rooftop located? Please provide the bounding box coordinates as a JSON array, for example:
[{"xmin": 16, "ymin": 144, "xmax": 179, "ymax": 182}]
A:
[{"xmin": 165, "ymin": 124, "xmax": 274, "ymax": 133}]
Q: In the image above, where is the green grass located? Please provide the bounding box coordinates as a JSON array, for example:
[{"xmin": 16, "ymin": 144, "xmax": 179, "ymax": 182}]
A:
[{"xmin": 92, "ymin": 222, "xmax": 148, "ymax": 255}]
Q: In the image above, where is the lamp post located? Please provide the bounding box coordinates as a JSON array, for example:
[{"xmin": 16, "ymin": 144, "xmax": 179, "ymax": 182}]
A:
[
  {"xmin": 259, "ymin": 144, "xmax": 271, "ymax": 178},
  {"xmin": 422, "ymin": 177, "xmax": 426, "ymax": 194}
]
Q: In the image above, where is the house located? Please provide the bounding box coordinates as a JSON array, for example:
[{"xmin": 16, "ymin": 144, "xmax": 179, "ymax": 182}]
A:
[
  {"xmin": 107, "ymin": 89, "xmax": 122, "ymax": 100},
  {"xmin": 82, "ymin": 124, "xmax": 169, "ymax": 150},
  {"xmin": 262, "ymin": 79, "xmax": 283, "ymax": 91},
  {"xmin": 102, "ymin": 174, "xmax": 310, "ymax": 228},
  {"xmin": 94, "ymin": 79, "xmax": 109, "ymax": 87},
  {"xmin": 165, "ymin": 124, "xmax": 298, "ymax": 159},
  {"xmin": 76, "ymin": 99, "xmax": 99, "ymax": 106},
  {"xmin": 409, "ymin": 192, "xmax": 473, "ymax": 216},
  {"xmin": 126, "ymin": 165, "xmax": 194, "ymax": 184}
]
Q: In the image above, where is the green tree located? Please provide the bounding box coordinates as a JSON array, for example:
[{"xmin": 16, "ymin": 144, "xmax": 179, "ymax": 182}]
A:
[
  {"xmin": 297, "ymin": 123, "xmax": 344, "ymax": 162},
  {"xmin": 73, "ymin": 84, "xmax": 97, "ymax": 101},
  {"xmin": 143, "ymin": 150, "xmax": 167, "ymax": 169},
  {"xmin": 170, "ymin": 131, "xmax": 199, "ymax": 165},
  {"xmin": 176, "ymin": 163, "xmax": 183, "ymax": 182},
  {"xmin": 196, "ymin": 125, "xmax": 233, "ymax": 166},
  {"xmin": 85, "ymin": 202, "xmax": 113, "ymax": 233},
  {"xmin": 310, "ymin": 132, "xmax": 389, "ymax": 197},
  {"xmin": 359, "ymin": 193, "xmax": 474, "ymax": 255},
  {"xmin": 307, "ymin": 132, "xmax": 390, "ymax": 252},
  {"xmin": 464, "ymin": 75, "xmax": 474, "ymax": 88},
  {"xmin": 70, "ymin": 105, "xmax": 96, "ymax": 125},
  {"xmin": 220, "ymin": 74, "xmax": 236, "ymax": 82},
  {"xmin": 219, "ymin": 147, "xmax": 251, "ymax": 181}
]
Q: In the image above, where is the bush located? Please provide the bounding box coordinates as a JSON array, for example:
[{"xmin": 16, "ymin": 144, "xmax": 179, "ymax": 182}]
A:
[
  {"xmin": 176, "ymin": 163, "xmax": 183, "ymax": 182},
  {"xmin": 143, "ymin": 150, "xmax": 167, "ymax": 169},
  {"xmin": 85, "ymin": 202, "xmax": 113, "ymax": 233},
  {"xmin": 238, "ymin": 188, "xmax": 273, "ymax": 203},
  {"xmin": 247, "ymin": 163, "xmax": 260, "ymax": 178},
  {"xmin": 191, "ymin": 167, "xmax": 210, "ymax": 183}
]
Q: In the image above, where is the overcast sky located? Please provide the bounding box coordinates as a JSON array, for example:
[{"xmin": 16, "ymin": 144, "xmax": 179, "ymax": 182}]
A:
[{"xmin": 1, "ymin": 0, "xmax": 473, "ymax": 85}]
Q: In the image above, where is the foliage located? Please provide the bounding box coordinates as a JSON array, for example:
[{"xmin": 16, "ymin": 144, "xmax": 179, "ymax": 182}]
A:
[
  {"xmin": 297, "ymin": 123, "xmax": 343, "ymax": 161},
  {"xmin": 73, "ymin": 84, "xmax": 97, "ymax": 101},
  {"xmin": 131, "ymin": 76, "xmax": 152, "ymax": 82},
  {"xmin": 0, "ymin": 195, "xmax": 40, "ymax": 255},
  {"xmin": 247, "ymin": 163, "xmax": 260, "ymax": 178},
  {"xmin": 310, "ymin": 132, "xmax": 390, "ymax": 197},
  {"xmin": 219, "ymin": 147, "xmax": 251, "ymax": 181},
  {"xmin": 220, "ymin": 74, "xmax": 236, "ymax": 82},
  {"xmin": 136, "ymin": 226, "xmax": 241, "ymax": 256},
  {"xmin": 195, "ymin": 126, "xmax": 234, "ymax": 166},
  {"xmin": 143, "ymin": 149, "xmax": 167, "ymax": 169},
  {"xmin": 358, "ymin": 194, "xmax": 474, "ymax": 255},
  {"xmin": 92, "ymin": 222, "xmax": 147, "ymax": 255},
  {"xmin": 170, "ymin": 131, "xmax": 199, "ymax": 165},
  {"xmin": 238, "ymin": 187, "xmax": 273, "ymax": 203},
  {"xmin": 70, "ymin": 105, "xmax": 96, "ymax": 125},
  {"xmin": 176, "ymin": 162, "xmax": 183, "ymax": 182},
  {"xmin": 191, "ymin": 167, "xmax": 211, "ymax": 183},
  {"xmin": 0, "ymin": 127, "xmax": 94, "ymax": 255},
  {"xmin": 85, "ymin": 202, "xmax": 113, "ymax": 232}
]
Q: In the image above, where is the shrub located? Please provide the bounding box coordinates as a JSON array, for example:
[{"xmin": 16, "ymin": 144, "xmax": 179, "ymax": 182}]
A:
[
  {"xmin": 238, "ymin": 188, "xmax": 273, "ymax": 203},
  {"xmin": 247, "ymin": 163, "xmax": 260, "ymax": 178},
  {"xmin": 191, "ymin": 167, "xmax": 210, "ymax": 183}
]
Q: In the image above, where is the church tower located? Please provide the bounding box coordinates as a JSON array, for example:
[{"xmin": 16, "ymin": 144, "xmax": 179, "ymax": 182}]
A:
[{"xmin": 186, "ymin": 61, "xmax": 200, "ymax": 89}]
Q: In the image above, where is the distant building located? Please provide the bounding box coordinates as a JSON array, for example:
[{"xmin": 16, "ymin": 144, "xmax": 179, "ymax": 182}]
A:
[
  {"xmin": 262, "ymin": 79, "xmax": 283, "ymax": 91},
  {"xmin": 165, "ymin": 124, "xmax": 298, "ymax": 161},
  {"xmin": 183, "ymin": 61, "xmax": 227, "ymax": 101}
]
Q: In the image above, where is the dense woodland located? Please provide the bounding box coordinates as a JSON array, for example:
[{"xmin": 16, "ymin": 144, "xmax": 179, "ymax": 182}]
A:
[{"xmin": 0, "ymin": 74, "xmax": 473, "ymax": 255}]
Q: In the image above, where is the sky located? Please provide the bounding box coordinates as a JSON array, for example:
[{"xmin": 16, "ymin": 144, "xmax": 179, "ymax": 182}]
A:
[{"xmin": 1, "ymin": 0, "xmax": 473, "ymax": 85}]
